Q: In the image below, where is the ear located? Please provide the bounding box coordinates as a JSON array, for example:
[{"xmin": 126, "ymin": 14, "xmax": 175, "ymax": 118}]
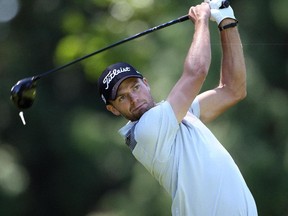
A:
[
  {"xmin": 142, "ymin": 78, "xmax": 150, "ymax": 90},
  {"xmin": 106, "ymin": 104, "xmax": 121, "ymax": 116}
]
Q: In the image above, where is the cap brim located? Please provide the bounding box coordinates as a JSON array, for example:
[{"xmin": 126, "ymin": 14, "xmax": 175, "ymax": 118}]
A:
[{"xmin": 110, "ymin": 74, "xmax": 143, "ymax": 101}]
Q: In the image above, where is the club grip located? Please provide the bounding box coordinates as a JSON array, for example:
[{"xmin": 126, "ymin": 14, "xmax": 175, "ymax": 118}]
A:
[{"xmin": 219, "ymin": 0, "xmax": 230, "ymax": 9}]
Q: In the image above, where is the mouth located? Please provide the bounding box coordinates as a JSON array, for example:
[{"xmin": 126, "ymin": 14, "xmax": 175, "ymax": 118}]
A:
[{"xmin": 131, "ymin": 103, "xmax": 146, "ymax": 113}]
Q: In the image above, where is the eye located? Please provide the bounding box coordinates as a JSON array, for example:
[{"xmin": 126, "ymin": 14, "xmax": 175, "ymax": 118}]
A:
[
  {"xmin": 118, "ymin": 95, "xmax": 126, "ymax": 102},
  {"xmin": 133, "ymin": 83, "xmax": 140, "ymax": 91}
]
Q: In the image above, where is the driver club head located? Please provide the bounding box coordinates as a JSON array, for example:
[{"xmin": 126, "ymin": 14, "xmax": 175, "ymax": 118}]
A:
[{"xmin": 10, "ymin": 77, "xmax": 38, "ymax": 110}]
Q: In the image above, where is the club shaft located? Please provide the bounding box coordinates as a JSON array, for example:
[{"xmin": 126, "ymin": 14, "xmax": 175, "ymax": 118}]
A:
[{"xmin": 35, "ymin": 15, "xmax": 189, "ymax": 80}]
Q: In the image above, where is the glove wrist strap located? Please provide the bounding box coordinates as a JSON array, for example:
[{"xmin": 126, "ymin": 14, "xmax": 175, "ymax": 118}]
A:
[{"xmin": 218, "ymin": 20, "xmax": 238, "ymax": 31}]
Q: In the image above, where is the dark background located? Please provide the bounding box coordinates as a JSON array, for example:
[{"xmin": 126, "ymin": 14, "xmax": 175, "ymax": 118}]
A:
[{"xmin": 0, "ymin": 0, "xmax": 287, "ymax": 215}]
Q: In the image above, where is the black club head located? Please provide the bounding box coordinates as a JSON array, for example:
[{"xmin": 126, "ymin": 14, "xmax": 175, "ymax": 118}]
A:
[{"xmin": 10, "ymin": 77, "xmax": 38, "ymax": 110}]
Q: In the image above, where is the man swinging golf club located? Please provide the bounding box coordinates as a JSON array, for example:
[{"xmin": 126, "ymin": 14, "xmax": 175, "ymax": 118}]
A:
[{"xmin": 98, "ymin": 0, "xmax": 258, "ymax": 215}]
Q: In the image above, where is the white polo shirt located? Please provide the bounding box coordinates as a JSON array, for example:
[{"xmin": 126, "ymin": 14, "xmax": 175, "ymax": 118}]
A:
[{"xmin": 119, "ymin": 99, "xmax": 257, "ymax": 216}]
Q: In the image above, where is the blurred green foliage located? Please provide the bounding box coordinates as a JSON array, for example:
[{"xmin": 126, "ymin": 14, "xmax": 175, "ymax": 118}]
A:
[{"xmin": 0, "ymin": 0, "xmax": 287, "ymax": 215}]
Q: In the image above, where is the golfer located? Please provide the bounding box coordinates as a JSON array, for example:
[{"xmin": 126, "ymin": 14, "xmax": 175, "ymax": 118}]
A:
[{"xmin": 98, "ymin": 1, "xmax": 258, "ymax": 215}]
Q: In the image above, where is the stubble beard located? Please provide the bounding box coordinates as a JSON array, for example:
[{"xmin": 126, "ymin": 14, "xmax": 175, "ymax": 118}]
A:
[{"xmin": 129, "ymin": 96, "xmax": 155, "ymax": 122}]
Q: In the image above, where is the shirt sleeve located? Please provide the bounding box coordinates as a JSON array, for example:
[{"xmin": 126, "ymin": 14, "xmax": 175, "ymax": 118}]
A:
[
  {"xmin": 132, "ymin": 101, "xmax": 179, "ymax": 172},
  {"xmin": 189, "ymin": 96, "xmax": 200, "ymax": 118}
]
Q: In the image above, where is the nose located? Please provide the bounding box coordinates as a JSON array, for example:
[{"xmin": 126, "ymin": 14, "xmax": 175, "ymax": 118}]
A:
[{"xmin": 129, "ymin": 92, "xmax": 139, "ymax": 104}]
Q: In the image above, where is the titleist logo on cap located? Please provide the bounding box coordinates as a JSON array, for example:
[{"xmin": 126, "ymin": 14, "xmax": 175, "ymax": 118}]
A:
[
  {"xmin": 103, "ymin": 67, "xmax": 131, "ymax": 90},
  {"xmin": 98, "ymin": 62, "xmax": 143, "ymax": 104}
]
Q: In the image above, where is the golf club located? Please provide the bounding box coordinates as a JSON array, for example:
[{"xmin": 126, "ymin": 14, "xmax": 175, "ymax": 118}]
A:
[{"xmin": 10, "ymin": 0, "xmax": 230, "ymax": 112}]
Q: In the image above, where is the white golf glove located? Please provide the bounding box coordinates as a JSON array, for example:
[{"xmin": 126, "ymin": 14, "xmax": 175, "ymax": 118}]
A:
[{"xmin": 205, "ymin": 0, "xmax": 237, "ymax": 25}]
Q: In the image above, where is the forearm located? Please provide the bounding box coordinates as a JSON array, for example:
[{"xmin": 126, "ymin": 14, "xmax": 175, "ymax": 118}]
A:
[
  {"xmin": 184, "ymin": 19, "xmax": 211, "ymax": 76},
  {"xmin": 219, "ymin": 19, "xmax": 246, "ymax": 99}
]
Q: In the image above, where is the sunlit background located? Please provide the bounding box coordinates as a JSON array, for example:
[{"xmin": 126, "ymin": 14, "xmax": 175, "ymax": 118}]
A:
[{"xmin": 0, "ymin": 0, "xmax": 287, "ymax": 215}]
